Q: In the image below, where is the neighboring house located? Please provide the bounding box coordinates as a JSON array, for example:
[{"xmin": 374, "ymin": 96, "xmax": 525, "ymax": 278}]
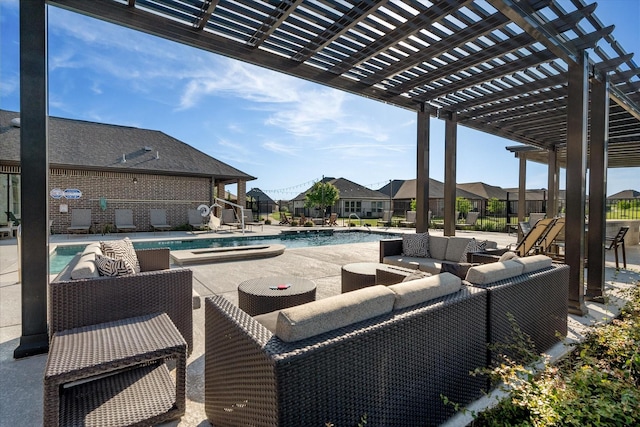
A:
[
  {"xmin": 608, "ymin": 189, "xmax": 640, "ymax": 199},
  {"xmin": 391, "ymin": 178, "xmax": 480, "ymax": 217},
  {"xmin": 292, "ymin": 177, "xmax": 389, "ymax": 218},
  {"xmin": 0, "ymin": 109, "xmax": 255, "ymax": 232},
  {"xmin": 246, "ymin": 188, "xmax": 277, "ymax": 215}
]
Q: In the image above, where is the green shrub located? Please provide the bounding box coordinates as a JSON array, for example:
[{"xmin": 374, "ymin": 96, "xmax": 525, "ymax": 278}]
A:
[
  {"xmin": 303, "ymin": 221, "xmax": 314, "ymax": 227},
  {"xmin": 264, "ymin": 219, "xmax": 271, "ymax": 225},
  {"xmin": 290, "ymin": 220, "xmax": 298, "ymax": 226}
]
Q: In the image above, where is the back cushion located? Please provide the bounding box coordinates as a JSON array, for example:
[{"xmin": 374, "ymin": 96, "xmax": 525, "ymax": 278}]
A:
[
  {"xmin": 276, "ymin": 285, "xmax": 395, "ymax": 342},
  {"xmin": 402, "ymin": 233, "xmax": 430, "ymax": 257},
  {"xmin": 464, "ymin": 260, "xmax": 524, "ymax": 285},
  {"xmin": 445, "ymin": 237, "xmax": 473, "ymax": 262},
  {"xmin": 388, "ymin": 272, "xmax": 462, "ymax": 310},
  {"xmin": 429, "ymin": 235, "xmax": 449, "ymax": 260},
  {"xmin": 513, "ymin": 255, "xmax": 553, "ymax": 273}
]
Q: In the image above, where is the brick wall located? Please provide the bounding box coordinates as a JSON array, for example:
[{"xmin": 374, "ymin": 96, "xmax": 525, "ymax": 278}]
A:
[{"xmin": 49, "ymin": 169, "xmax": 212, "ymax": 234}]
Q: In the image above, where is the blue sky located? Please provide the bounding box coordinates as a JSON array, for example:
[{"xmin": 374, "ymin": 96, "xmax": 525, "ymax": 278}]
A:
[{"xmin": 1, "ymin": 0, "xmax": 638, "ymax": 198}]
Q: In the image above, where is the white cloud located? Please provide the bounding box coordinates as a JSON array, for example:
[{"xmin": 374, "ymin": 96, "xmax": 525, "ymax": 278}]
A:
[{"xmin": 262, "ymin": 141, "xmax": 300, "ymax": 156}]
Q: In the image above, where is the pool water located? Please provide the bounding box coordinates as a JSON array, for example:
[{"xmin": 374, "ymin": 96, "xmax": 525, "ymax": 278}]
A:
[{"xmin": 50, "ymin": 230, "xmax": 400, "ymax": 274}]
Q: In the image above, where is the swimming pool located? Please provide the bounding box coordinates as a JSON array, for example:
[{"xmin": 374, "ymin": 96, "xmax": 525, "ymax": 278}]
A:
[{"xmin": 49, "ymin": 230, "xmax": 401, "ymax": 274}]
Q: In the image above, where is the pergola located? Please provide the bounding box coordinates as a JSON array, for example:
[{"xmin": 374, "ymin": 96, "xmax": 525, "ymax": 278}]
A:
[{"xmin": 16, "ymin": 0, "xmax": 640, "ymax": 357}]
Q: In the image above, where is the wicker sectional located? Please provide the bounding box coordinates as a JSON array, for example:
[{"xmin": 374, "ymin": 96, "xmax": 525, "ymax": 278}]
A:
[{"xmin": 205, "ymin": 286, "xmax": 488, "ymax": 427}]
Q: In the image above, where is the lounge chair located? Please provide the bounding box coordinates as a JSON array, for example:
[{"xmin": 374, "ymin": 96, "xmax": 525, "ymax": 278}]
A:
[
  {"xmin": 67, "ymin": 209, "xmax": 92, "ymax": 234},
  {"xmin": 5, "ymin": 211, "xmax": 20, "ymax": 226},
  {"xmin": 150, "ymin": 209, "xmax": 172, "ymax": 233},
  {"xmin": 456, "ymin": 211, "xmax": 479, "ymax": 229},
  {"xmin": 399, "ymin": 211, "xmax": 416, "ymax": 227},
  {"xmin": 279, "ymin": 212, "xmax": 291, "ymax": 225},
  {"xmin": 299, "ymin": 214, "xmax": 311, "ymax": 226},
  {"xmin": 326, "ymin": 213, "xmax": 338, "ymax": 226},
  {"xmin": 377, "ymin": 210, "xmax": 392, "ymax": 227},
  {"xmin": 188, "ymin": 209, "xmax": 207, "ymax": 231},
  {"xmin": 243, "ymin": 211, "xmax": 263, "ymax": 231},
  {"xmin": 528, "ymin": 212, "xmax": 546, "ymax": 226},
  {"xmin": 512, "ymin": 217, "xmax": 555, "ymax": 257},
  {"xmin": 606, "ymin": 226, "xmax": 629, "ymax": 269},
  {"xmin": 221, "ymin": 209, "xmax": 241, "ymax": 230},
  {"xmin": 535, "ymin": 217, "xmax": 565, "ymax": 258},
  {"xmin": 115, "ymin": 209, "xmax": 137, "ymax": 233}
]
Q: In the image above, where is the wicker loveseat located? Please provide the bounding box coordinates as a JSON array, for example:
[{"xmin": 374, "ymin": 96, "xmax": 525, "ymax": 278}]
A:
[
  {"xmin": 205, "ymin": 274, "xmax": 488, "ymax": 427},
  {"xmin": 49, "ymin": 244, "xmax": 193, "ymax": 353},
  {"xmin": 380, "ymin": 234, "xmax": 499, "ymax": 276}
]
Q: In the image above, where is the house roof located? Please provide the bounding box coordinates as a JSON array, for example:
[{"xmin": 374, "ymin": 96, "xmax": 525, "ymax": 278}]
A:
[
  {"xmin": 0, "ymin": 109, "xmax": 255, "ymax": 181},
  {"xmin": 247, "ymin": 188, "xmax": 276, "ymax": 203},
  {"xmin": 394, "ymin": 179, "xmax": 480, "ymax": 200},
  {"xmin": 377, "ymin": 180, "xmax": 407, "ymax": 198},
  {"xmin": 457, "ymin": 182, "xmax": 508, "ymax": 200},
  {"xmin": 608, "ymin": 189, "xmax": 640, "ymax": 199},
  {"xmin": 47, "ymin": 0, "xmax": 640, "ymax": 168},
  {"xmin": 293, "ymin": 177, "xmax": 388, "ymax": 202}
]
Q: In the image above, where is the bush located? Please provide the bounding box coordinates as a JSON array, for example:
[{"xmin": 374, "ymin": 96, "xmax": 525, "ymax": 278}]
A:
[
  {"xmin": 303, "ymin": 221, "xmax": 314, "ymax": 227},
  {"xmin": 290, "ymin": 220, "xmax": 298, "ymax": 226},
  {"xmin": 264, "ymin": 219, "xmax": 271, "ymax": 225}
]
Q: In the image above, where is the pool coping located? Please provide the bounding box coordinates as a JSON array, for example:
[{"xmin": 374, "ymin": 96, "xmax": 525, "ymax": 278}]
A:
[{"xmin": 171, "ymin": 243, "xmax": 286, "ymax": 265}]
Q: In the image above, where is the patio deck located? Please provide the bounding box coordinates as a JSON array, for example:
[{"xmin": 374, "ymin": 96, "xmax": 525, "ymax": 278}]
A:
[{"xmin": 1, "ymin": 225, "xmax": 638, "ymax": 426}]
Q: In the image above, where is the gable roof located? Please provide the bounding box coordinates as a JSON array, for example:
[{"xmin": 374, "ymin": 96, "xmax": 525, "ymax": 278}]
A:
[
  {"xmin": 457, "ymin": 182, "xmax": 508, "ymax": 200},
  {"xmin": 377, "ymin": 179, "xmax": 406, "ymax": 198},
  {"xmin": 293, "ymin": 177, "xmax": 388, "ymax": 202},
  {"xmin": 247, "ymin": 188, "xmax": 276, "ymax": 203},
  {"xmin": 608, "ymin": 189, "xmax": 640, "ymax": 199},
  {"xmin": 394, "ymin": 179, "xmax": 479, "ymax": 200},
  {"xmin": 0, "ymin": 109, "xmax": 255, "ymax": 181}
]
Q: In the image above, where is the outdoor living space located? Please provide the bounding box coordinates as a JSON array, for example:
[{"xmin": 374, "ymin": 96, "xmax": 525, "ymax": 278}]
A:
[{"xmin": 1, "ymin": 225, "xmax": 639, "ymax": 426}]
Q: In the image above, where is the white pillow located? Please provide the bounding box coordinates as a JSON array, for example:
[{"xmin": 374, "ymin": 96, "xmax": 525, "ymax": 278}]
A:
[
  {"xmin": 402, "ymin": 233, "xmax": 430, "ymax": 257},
  {"xmin": 388, "ymin": 272, "xmax": 462, "ymax": 310}
]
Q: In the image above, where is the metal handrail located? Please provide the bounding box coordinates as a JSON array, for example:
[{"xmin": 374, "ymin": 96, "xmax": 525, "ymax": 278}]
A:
[{"xmin": 348, "ymin": 213, "xmax": 363, "ymax": 226}]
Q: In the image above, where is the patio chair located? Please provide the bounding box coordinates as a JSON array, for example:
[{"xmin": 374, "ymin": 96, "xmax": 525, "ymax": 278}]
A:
[
  {"xmin": 456, "ymin": 211, "xmax": 479, "ymax": 229},
  {"xmin": 299, "ymin": 214, "xmax": 311, "ymax": 226},
  {"xmin": 376, "ymin": 210, "xmax": 392, "ymax": 226},
  {"xmin": 528, "ymin": 212, "xmax": 546, "ymax": 226},
  {"xmin": 150, "ymin": 208, "xmax": 172, "ymax": 233},
  {"xmin": 399, "ymin": 210, "xmax": 416, "ymax": 227},
  {"xmin": 327, "ymin": 213, "xmax": 338, "ymax": 226},
  {"xmin": 606, "ymin": 226, "xmax": 629, "ymax": 269},
  {"xmin": 188, "ymin": 209, "xmax": 207, "ymax": 231},
  {"xmin": 67, "ymin": 209, "xmax": 92, "ymax": 234},
  {"xmin": 5, "ymin": 211, "xmax": 20, "ymax": 226},
  {"xmin": 279, "ymin": 212, "xmax": 291, "ymax": 225},
  {"xmin": 115, "ymin": 209, "xmax": 137, "ymax": 233},
  {"xmin": 535, "ymin": 217, "xmax": 565, "ymax": 259},
  {"xmin": 242, "ymin": 211, "xmax": 263, "ymax": 231},
  {"xmin": 512, "ymin": 217, "xmax": 556, "ymax": 257},
  {"xmin": 221, "ymin": 208, "xmax": 241, "ymax": 230}
]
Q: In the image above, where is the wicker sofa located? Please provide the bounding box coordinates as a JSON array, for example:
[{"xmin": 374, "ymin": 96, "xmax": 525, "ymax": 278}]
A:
[
  {"xmin": 205, "ymin": 274, "xmax": 488, "ymax": 427},
  {"xmin": 379, "ymin": 234, "xmax": 499, "ymax": 276},
  {"xmin": 49, "ymin": 244, "xmax": 194, "ymax": 353}
]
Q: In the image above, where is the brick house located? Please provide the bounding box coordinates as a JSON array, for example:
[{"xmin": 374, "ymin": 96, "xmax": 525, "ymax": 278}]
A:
[{"xmin": 0, "ymin": 109, "xmax": 255, "ymax": 233}]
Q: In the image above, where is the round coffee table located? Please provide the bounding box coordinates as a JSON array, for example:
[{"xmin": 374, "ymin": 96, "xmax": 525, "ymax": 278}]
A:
[
  {"xmin": 237, "ymin": 276, "xmax": 316, "ymax": 316},
  {"xmin": 341, "ymin": 262, "xmax": 418, "ymax": 293}
]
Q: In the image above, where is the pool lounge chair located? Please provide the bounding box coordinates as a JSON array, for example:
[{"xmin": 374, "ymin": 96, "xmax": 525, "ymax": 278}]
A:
[
  {"xmin": 115, "ymin": 209, "xmax": 137, "ymax": 233},
  {"xmin": 221, "ymin": 209, "xmax": 241, "ymax": 230},
  {"xmin": 456, "ymin": 211, "xmax": 479, "ymax": 229},
  {"xmin": 279, "ymin": 212, "xmax": 291, "ymax": 225},
  {"xmin": 150, "ymin": 209, "xmax": 172, "ymax": 233},
  {"xmin": 377, "ymin": 210, "xmax": 392, "ymax": 227},
  {"xmin": 67, "ymin": 209, "xmax": 92, "ymax": 235},
  {"xmin": 243, "ymin": 212, "xmax": 263, "ymax": 231},
  {"xmin": 327, "ymin": 213, "xmax": 338, "ymax": 226},
  {"xmin": 188, "ymin": 209, "xmax": 207, "ymax": 231},
  {"xmin": 512, "ymin": 217, "xmax": 556, "ymax": 257},
  {"xmin": 399, "ymin": 211, "xmax": 416, "ymax": 227}
]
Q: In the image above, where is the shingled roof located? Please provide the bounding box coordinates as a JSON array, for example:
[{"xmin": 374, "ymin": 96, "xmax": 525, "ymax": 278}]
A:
[
  {"xmin": 394, "ymin": 179, "xmax": 480, "ymax": 200},
  {"xmin": 293, "ymin": 177, "xmax": 387, "ymax": 202},
  {"xmin": 0, "ymin": 109, "xmax": 255, "ymax": 181}
]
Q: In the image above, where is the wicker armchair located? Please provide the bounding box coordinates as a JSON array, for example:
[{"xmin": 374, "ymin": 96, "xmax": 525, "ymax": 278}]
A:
[
  {"xmin": 49, "ymin": 248, "xmax": 194, "ymax": 354},
  {"xmin": 205, "ymin": 286, "xmax": 488, "ymax": 426}
]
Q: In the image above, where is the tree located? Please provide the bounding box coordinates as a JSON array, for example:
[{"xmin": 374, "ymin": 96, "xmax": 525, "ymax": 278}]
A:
[
  {"xmin": 487, "ymin": 197, "xmax": 505, "ymax": 216},
  {"xmin": 456, "ymin": 197, "xmax": 471, "ymax": 215},
  {"xmin": 304, "ymin": 181, "xmax": 340, "ymax": 216}
]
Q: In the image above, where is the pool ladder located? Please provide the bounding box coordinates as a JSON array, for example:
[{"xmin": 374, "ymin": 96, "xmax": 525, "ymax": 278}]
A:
[{"xmin": 348, "ymin": 213, "xmax": 364, "ymax": 227}]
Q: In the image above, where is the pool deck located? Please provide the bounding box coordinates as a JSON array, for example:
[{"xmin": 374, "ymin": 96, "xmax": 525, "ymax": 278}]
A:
[{"xmin": 1, "ymin": 224, "xmax": 639, "ymax": 426}]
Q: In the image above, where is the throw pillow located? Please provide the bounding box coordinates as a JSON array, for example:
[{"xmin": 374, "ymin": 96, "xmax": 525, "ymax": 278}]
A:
[
  {"xmin": 459, "ymin": 238, "xmax": 479, "ymax": 263},
  {"xmin": 499, "ymin": 251, "xmax": 519, "ymax": 262},
  {"xmin": 401, "ymin": 271, "xmax": 431, "ymax": 282},
  {"xmin": 402, "ymin": 233, "xmax": 430, "ymax": 257},
  {"xmin": 95, "ymin": 254, "xmax": 136, "ymax": 276},
  {"xmin": 101, "ymin": 238, "xmax": 140, "ymax": 273}
]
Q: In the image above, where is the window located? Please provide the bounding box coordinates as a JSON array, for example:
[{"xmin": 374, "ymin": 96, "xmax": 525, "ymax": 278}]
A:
[
  {"xmin": 344, "ymin": 201, "xmax": 362, "ymax": 213},
  {"xmin": 372, "ymin": 201, "xmax": 383, "ymax": 213}
]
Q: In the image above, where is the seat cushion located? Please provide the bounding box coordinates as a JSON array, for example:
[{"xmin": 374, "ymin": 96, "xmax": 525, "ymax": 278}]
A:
[
  {"xmin": 388, "ymin": 272, "xmax": 462, "ymax": 310},
  {"xmin": 275, "ymin": 285, "xmax": 395, "ymax": 342},
  {"xmin": 464, "ymin": 260, "xmax": 524, "ymax": 285},
  {"xmin": 513, "ymin": 254, "xmax": 553, "ymax": 273}
]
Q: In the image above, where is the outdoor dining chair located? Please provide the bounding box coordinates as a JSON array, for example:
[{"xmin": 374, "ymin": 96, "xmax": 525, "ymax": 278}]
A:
[{"xmin": 606, "ymin": 226, "xmax": 629, "ymax": 269}]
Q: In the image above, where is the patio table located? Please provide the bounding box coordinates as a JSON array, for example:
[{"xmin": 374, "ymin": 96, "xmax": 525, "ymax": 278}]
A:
[{"xmin": 237, "ymin": 276, "xmax": 316, "ymax": 316}]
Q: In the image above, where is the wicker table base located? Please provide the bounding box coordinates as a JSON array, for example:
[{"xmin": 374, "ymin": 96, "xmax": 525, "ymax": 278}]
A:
[
  {"xmin": 44, "ymin": 313, "xmax": 187, "ymax": 427},
  {"xmin": 341, "ymin": 262, "xmax": 417, "ymax": 293},
  {"xmin": 238, "ymin": 276, "xmax": 316, "ymax": 316}
]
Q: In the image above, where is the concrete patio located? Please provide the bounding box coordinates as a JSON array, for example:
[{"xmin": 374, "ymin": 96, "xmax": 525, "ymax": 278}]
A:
[{"xmin": 1, "ymin": 225, "xmax": 638, "ymax": 426}]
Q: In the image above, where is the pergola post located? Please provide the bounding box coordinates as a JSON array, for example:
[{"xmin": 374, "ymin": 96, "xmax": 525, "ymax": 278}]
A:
[
  {"xmin": 416, "ymin": 103, "xmax": 430, "ymax": 233},
  {"xmin": 566, "ymin": 50, "xmax": 589, "ymax": 316},
  {"xmin": 586, "ymin": 75, "xmax": 609, "ymax": 301},
  {"xmin": 443, "ymin": 111, "xmax": 457, "ymax": 237},
  {"xmin": 518, "ymin": 154, "xmax": 527, "ymax": 239},
  {"xmin": 14, "ymin": 0, "xmax": 50, "ymax": 358},
  {"xmin": 547, "ymin": 148, "xmax": 558, "ymax": 217}
]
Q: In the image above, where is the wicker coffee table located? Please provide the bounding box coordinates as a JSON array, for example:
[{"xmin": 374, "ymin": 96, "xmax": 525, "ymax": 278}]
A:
[
  {"xmin": 341, "ymin": 262, "xmax": 418, "ymax": 293},
  {"xmin": 238, "ymin": 276, "xmax": 316, "ymax": 316}
]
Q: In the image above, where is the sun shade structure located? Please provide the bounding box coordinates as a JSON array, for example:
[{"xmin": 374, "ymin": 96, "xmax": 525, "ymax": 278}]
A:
[
  {"xmin": 47, "ymin": 0, "xmax": 640, "ymax": 166},
  {"xmin": 14, "ymin": 0, "xmax": 640, "ymax": 357}
]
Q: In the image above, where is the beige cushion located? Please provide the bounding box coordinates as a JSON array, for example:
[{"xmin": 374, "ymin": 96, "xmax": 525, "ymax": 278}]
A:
[
  {"xmin": 70, "ymin": 253, "xmax": 100, "ymax": 279},
  {"xmin": 388, "ymin": 272, "xmax": 462, "ymax": 310},
  {"xmin": 402, "ymin": 271, "xmax": 432, "ymax": 282},
  {"xmin": 464, "ymin": 260, "xmax": 525, "ymax": 285},
  {"xmin": 429, "ymin": 235, "xmax": 449, "ymax": 260},
  {"xmin": 81, "ymin": 242, "xmax": 103, "ymax": 257},
  {"xmin": 513, "ymin": 255, "xmax": 553, "ymax": 273},
  {"xmin": 445, "ymin": 237, "xmax": 473, "ymax": 262},
  {"xmin": 254, "ymin": 310, "xmax": 279, "ymax": 334},
  {"xmin": 499, "ymin": 251, "xmax": 519, "ymax": 262},
  {"xmin": 275, "ymin": 285, "xmax": 395, "ymax": 342}
]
